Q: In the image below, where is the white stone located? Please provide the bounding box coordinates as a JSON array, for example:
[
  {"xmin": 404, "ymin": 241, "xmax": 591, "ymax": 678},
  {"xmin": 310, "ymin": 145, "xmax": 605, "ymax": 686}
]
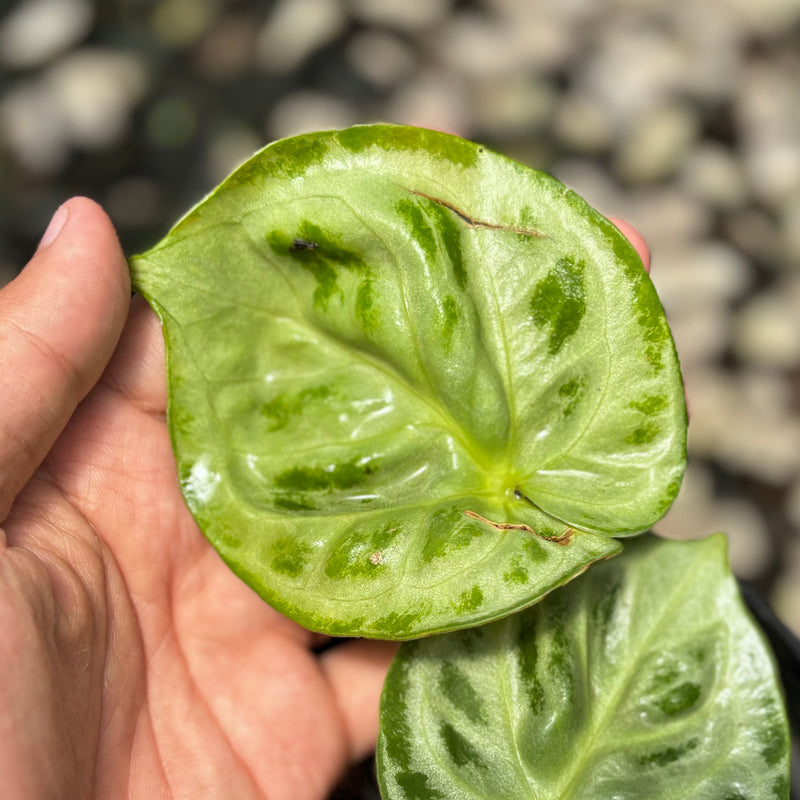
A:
[
  {"xmin": 0, "ymin": 0, "xmax": 93, "ymax": 69},
  {"xmin": 347, "ymin": 0, "xmax": 451, "ymax": 31},
  {"xmin": 739, "ymin": 369, "xmax": 794, "ymax": 415},
  {"xmin": 105, "ymin": 177, "xmax": 162, "ymax": 228},
  {"xmin": 665, "ymin": 303, "xmax": 733, "ymax": 367},
  {"xmin": 346, "ymin": 31, "xmax": 417, "ymax": 89},
  {"xmin": 738, "ymin": 62, "xmax": 800, "ymax": 144},
  {"xmin": 438, "ymin": 10, "xmax": 573, "ymax": 77},
  {"xmin": 575, "ymin": 23, "xmax": 690, "ymax": 121},
  {"xmin": 484, "ymin": 0, "xmax": 605, "ymax": 75},
  {"xmin": 650, "ymin": 241, "xmax": 752, "ymax": 310},
  {"xmin": 267, "ymin": 92, "xmax": 356, "ymax": 140},
  {"xmin": 724, "ymin": 209, "xmax": 782, "ymax": 270},
  {"xmin": 437, "ymin": 14, "xmax": 516, "ymax": 78},
  {"xmin": 384, "ymin": 71, "xmax": 469, "ymax": 137},
  {"xmin": 779, "ymin": 191, "xmax": 800, "ymax": 269},
  {"xmin": 0, "ymin": 79, "xmax": 68, "ymax": 174},
  {"xmin": 745, "ymin": 141, "xmax": 800, "ymax": 208},
  {"xmin": 256, "ymin": 0, "xmax": 347, "ymax": 73},
  {"xmin": 680, "ymin": 143, "xmax": 748, "ymax": 210},
  {"xmin": 655, "ymin": 461, "xmax": 771, "ymax": 580},
  {"xmin": 554, "ymin": 92, "xmax": 616, "ymax": 155},
  {"xmin": 552, "ymin": 171, "xmax": 711, "ymax": 251},
  {"xmin": 784, "ymin": 478, "xmax": 800, "ymax": 530},
  {"xmin": 151, "ymin": 0, "xmax": 217, "ymax": 47},
  {"xmin": 669, "ymin": 2, "xmax": 744, "ymax": 100},
  {"xmin": 653, "ymin": 460, "xmax": 715, "ymax": 540},
  {"xmin": 554, "ymin": 160, "xmax": 625, "ymax": 215},
  {"xmin": 613, "ymin": 188, "xmax": 712, "ymax": 251},
  {"xmin": 145, "ymin": 97, "xmax": 197, "ymax": 150},
  {"xmin": 770, "ymin": 540, "xmax": 800, "ymax": 636},
  {"xmin": 686, "ymin": 367, "xmax": 800, "ymax": 482},
  {"xmin": 712, "ymin": 502, "xmax": 772, "ymax": 579},
  {"xmin": 615, "ymin": 102, "xmax": 699, "ymax": 184},
  {"xmin": 45, "ymin": 49, "xmax": 148, "ymax": 149},
  {"xmin": 193, "ymin": 15, "xmax": 258, "ymax": 81},
  {"xmin": 738, "ymin": 62, "xmax": 800, "ymax": 206},
  {"xmin": 734, "ymin": 279, "xmax": 800, "ymax": 368},
  {"xmin": 205, "ymin": 127, "xmax": 262, "ymax": 185},
  {"xmin": 715, "ymin": 0, "xmax": 800, "ymax": 36},
  {"xmin": 0, "ymin": 48, "xmax": 145, "ymax": 173},
  {"xmin": 574, "ymin": 0, "xmax": 746, "ymax": 127},
  {"xmin": 471, "ymin": 75, "xmax": 555, "ymax": 138}
]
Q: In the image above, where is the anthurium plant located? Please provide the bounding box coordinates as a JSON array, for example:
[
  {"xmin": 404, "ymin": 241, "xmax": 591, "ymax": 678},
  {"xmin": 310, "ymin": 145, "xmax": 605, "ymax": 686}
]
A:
[{"xmin": 129, "ymin": 124, "xmax": 790, "ymax": 799}]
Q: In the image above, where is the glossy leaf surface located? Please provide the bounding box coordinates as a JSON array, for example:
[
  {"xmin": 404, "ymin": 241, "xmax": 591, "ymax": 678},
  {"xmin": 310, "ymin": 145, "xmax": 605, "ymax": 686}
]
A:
[
  {"xmin": 129, "ymin": 125, "xmax": 686, "ymax": 638},
  {"xmin": 377, "ymin": 535, "xmax": 790, "ymax": 799}
]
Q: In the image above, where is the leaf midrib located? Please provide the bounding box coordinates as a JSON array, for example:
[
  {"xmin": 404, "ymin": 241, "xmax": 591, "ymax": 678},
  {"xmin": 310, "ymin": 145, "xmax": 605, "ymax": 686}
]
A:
[
  {"xmin": 555, "ymin": 552, "xmax": 709, "ymax": 798},
  {"xmin": 286, "ymin": 303, "xmax": 507, "ymax": 476}
]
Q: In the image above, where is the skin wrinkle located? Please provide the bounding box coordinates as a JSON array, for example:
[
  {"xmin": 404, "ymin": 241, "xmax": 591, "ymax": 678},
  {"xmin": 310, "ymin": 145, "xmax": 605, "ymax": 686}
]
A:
[
  {"xmin": 0, "ymin": 419, "xmax": 40, "ymax": 515},
  {"xmin": 1, "ymin": 310, "xmax": 87, "ymax": 402},
  {"xmin": 93, "ymin": 544, "xmax": 132, "ymax": 798},
  {"xmin": 161, "ymin": 626, "xmax": 264, "ymax": 799},
  {"xmin": 7, "ymin": 486, "xmax": 98, "ymax": 615},
  {"xmin": 33, "ymin": 421, "xmax": 138, "ymax": 538},
  {"xmin": 137, "ymin": 608, "xmax": 202, "ymax": 799},
  {"xmin": 23, "ymin": 494, "xmax": 108, "ymax": 791},
  {"xmin": 1, "ymin": 547, "xmax": 92, "ymax": 798},
  {"xmin": 99, "ymin": 373, "xmax": 167, "ymax": 420}
]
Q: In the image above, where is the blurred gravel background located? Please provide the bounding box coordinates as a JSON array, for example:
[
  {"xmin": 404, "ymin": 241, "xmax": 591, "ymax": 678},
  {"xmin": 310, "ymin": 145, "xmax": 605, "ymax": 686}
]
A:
[{"xmin": 1, "ymin": 1, "xmax": 799, "ymax": 792}]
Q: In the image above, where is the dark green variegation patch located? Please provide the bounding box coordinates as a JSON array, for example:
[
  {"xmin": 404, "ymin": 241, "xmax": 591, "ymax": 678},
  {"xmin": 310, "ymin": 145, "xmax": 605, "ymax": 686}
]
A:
[
  {"xmin": 558, "ymin": 376, "xmax": 584, "ymax": 416},
  {"xmin": 440, "ymin": 723, "xmax": 486, "ymax": 769},
  {"xmin": 266, "ymin": 222, "xmax": 368, "ymax": 310},
  {"xmin": 453, "ymin": 586, "xmax": 484, "ymax": 613},
  {"xmin": 377, "ymin": 535, "xmax": 791, "ymax": 800},
  {"xmin": 438, "ymin": 663, "xmax": 486, "ymax": 726},
  {"xmin": 338, "ymin": 124, "xmax": 479, "ymax": 168},
  {"xmin": 129, "ymin": 124, "xmax": 686, "ymax": 638},
  {"xmin": 260, "ymin": 384, "xmax": 332, "ymax": 432},
  {"xmin": 270, "ymin": 536, "xmax": 313, "ymax": 578},
  {"xmin": 530, "ymin": 255, "xmax": 587, "ymax": 355}
]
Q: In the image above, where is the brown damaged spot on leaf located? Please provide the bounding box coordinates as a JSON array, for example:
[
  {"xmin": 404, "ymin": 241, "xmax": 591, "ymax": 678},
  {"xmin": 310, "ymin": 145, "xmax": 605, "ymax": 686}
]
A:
[
  {"xmin": 464, "ymin": 510, "xmax": 574, "ymax": 545},
  {"xmin": 544, "ymin": 528, "xmax": 575, "ymax": 546},
  {"xmin": 407, "ymin": 189, "xmax": 546, "ymax": 238},
  {"xmin": 464, "ymin": 509, "xmax": 534, "ymax": 532}
]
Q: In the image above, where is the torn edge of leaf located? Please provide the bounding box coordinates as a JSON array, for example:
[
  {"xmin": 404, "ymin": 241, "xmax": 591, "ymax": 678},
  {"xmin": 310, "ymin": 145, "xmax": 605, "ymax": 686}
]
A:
[
  {"xmin": 407, "ymin": 189, "xmax": 546, "ymax": 238},
  {"xmin": 464, "ymin": 510, "xmax": 574, "ymax": 545}
]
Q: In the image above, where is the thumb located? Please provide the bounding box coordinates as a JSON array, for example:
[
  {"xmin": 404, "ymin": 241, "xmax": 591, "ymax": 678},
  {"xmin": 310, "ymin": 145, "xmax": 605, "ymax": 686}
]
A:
[{"xmin": 0, "ymin": 197, "xmax": 130, "ymax": 522}]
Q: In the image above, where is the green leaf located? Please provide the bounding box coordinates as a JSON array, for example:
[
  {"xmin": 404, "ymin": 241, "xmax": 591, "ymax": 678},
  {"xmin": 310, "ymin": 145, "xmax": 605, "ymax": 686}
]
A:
[
  {"xmin": 377, "ymin": 535, "xmax": 790, "ymax": 800},
  {"xmin": 129, "ymin": 124, "xmax": 686, "ymax": 638}
]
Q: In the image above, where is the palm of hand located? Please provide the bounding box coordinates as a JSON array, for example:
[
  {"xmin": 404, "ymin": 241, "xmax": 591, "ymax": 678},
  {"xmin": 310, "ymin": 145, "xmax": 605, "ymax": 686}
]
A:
[{"xmin": 0, "ymin": 202, "xmax": 392, "ymax": 800}]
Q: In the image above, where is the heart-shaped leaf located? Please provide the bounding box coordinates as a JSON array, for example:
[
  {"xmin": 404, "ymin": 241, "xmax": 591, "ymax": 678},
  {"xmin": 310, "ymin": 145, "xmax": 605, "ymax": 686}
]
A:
[
  {"xmin": 377, "ymin": 534, "xmax": 790, "ymax": 799},
  {"xmin": 129, "ymin": 125, "xmax": 686, "ymax": 638}
]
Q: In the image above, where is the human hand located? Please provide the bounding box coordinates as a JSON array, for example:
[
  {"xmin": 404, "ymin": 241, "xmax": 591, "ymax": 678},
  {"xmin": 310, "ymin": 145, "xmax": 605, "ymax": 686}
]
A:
[
  {"xmin": 0, "ymin": 198, "xmax": 398, "ymax": 800},
  {"xmin": 0, "ymin": 199, "xmax": 650, "ymax": 800}
]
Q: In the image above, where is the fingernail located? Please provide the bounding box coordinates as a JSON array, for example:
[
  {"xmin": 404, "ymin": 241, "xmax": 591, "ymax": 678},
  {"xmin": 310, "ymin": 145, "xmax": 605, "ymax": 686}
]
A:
[{"xmin": 37, "ymin": 203, "xmax": 69, "ymax": 251}]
